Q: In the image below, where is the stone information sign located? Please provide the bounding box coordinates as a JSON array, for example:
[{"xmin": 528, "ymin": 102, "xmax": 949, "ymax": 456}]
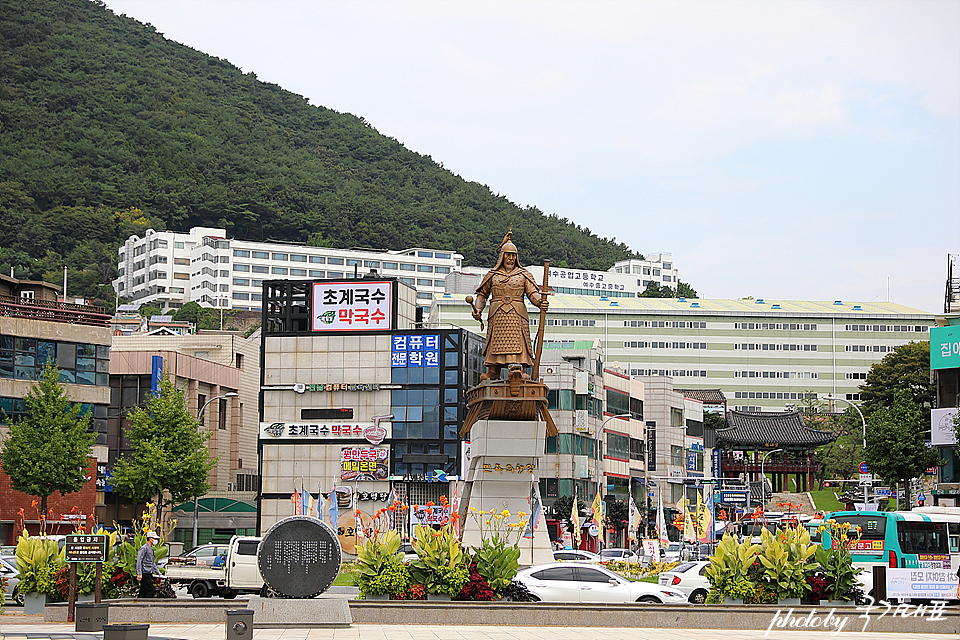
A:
[{"xmin": 257, "ymin": 515, "xmax": 341, "ymax": 598}]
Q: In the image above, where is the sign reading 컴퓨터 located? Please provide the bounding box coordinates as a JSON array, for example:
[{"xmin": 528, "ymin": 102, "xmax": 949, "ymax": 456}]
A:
[{"xmin": 312, "ymin": 281, "xmax": 393, "ymax": 331}]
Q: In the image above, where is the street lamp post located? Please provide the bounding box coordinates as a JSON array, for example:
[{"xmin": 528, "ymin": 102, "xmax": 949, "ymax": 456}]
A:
[
  {"xmin": 826, "ymin": 395, "xmax": 869, "ymax": 509},
  {"xmin": 760, "ymin": 448, "xmax": 783, "ymax": 511},
  {"xmin": 193, "ymin": 391, "xmax": 239, "ymax": 548},
  {"xmin": 595, "ymin": 413, "xmax": 630, "ymax": 550}
]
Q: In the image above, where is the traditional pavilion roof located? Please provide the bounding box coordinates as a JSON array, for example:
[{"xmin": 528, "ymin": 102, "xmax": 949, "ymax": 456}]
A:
[
  {"xmin": 716, "ymin": 410, "xmax": 836, "ymax": 449},
  {"xmin": 677, "ymin": 389, "xmax": 726, "ymax": 404}
]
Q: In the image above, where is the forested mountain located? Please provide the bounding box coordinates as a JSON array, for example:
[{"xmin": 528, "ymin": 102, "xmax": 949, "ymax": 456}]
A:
[{"xmin": 0, "ymin": 0, "xmax": 640, "ymax": 309}]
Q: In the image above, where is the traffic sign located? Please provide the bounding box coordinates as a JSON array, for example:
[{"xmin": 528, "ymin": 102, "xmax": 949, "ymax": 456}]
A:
[
  {"xmin": 859, "ymin": 473, "xmax": 874, "ymax": 482},
  {"xmin": 859, "ymin": 480, "xmax": 873, "ymax": 488},
  {"xmin": 859, "ymin": 462, "xmax": 869, "ymax": 474},
  {"xmin": 718, "ymin": 491, "xmax": 749, "ymax": 504},
  {"xmin": 874, "ymin": 487, "xmax": 892, "ymax": 497}
]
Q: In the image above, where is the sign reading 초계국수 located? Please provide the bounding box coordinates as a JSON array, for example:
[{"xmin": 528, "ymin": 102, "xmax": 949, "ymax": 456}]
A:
[
  {"xmin": 312, "ymin": 281, "xmax": 393, "ymax": 332},
  {"xmin": 930, "ymin": 325, "xmax": 960, "ymax": 370}
]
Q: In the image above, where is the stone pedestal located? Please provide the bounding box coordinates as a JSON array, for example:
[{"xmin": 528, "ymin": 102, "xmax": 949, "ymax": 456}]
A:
[{"xmin": 460, "ymin": 419, "xmax": 553, "ymax": 566}]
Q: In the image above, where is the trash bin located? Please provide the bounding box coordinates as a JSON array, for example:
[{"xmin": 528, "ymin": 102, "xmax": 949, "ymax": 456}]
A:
[
  {"xmin": 226, "ymin": 609, "xmax": 254, "ymax": 640},
  {"xmin": 75, "ymin": 602, "xmax": 109, "ymax": 632},
  {"xmin": 102, "ymin": 623, "xmax": 150, "ymax": 640}
]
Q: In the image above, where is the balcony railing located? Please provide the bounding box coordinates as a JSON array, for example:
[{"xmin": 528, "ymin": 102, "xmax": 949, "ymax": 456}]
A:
[{"xmin": 0, "ymin": 295, "xmax": 111, "ymax": 327}]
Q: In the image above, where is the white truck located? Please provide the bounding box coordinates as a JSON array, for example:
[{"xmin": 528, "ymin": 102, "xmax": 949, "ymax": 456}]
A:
[{"xmin": 164, "ymin": 536, "xmax": 263, "ymax": 598}]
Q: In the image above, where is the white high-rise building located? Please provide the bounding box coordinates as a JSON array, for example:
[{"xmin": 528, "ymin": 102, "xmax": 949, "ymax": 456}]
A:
[{"xmin": 114, "ymin": 227, "xmax": 463, "ymax": 315}]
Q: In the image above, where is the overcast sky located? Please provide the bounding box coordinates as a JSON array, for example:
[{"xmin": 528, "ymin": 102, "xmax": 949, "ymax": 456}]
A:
[{"xmin": 104, "ymin": 0, "xmax": 959, "ymax": 314}]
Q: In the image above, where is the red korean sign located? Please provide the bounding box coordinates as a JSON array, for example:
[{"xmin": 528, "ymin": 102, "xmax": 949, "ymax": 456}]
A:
[
  {"xmin": 312, "ymin": 281, "xmax": 393, "ymax": 331},
  {"xmin": 340, "ymin": 447, "xmax": 389, "ymax": 481}
]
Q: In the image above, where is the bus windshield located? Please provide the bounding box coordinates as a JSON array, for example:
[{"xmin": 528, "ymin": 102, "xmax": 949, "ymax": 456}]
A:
[{"xmin": 829, "ymin": 514, "xmax": 887, "ymax": 540}]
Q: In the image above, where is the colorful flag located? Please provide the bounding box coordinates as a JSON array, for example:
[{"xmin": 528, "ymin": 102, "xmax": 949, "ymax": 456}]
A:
[
  {"xmin": 628, "ymin": 497, "xmax": 640, "ymax": 546},
  {"xmin": 656, "ymin": 495, "xmax": 669, "ymax": 547},
  {"xmin": 591, "ymin": 484, "xmax": 604, "ymax": 536},
  {"xmin": 314, "ymin": 485, "xmax": 324, "ymax": 519},
  {"xmin": 571, "ymin": 487, "xmax": 581, "ymax": 545},
  {"xmin": 292, "ymin": 487, "xmax": 302, "ymax": 515},
  {"xmin": 522, "ymin": 476, "xmax": 542, "ymax": 539},
  {"xmin": 328, "ymin": 486, "xmax": 339, "ymax": 526},
  {"xmin": 301, "ymin": 484, "xmax": 310, "ymax": 516}
]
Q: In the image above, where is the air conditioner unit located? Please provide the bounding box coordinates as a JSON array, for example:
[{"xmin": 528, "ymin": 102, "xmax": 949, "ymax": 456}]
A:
[{"xmin": 226, "ymin": 482, "xmax": 234, "ymax": 491}]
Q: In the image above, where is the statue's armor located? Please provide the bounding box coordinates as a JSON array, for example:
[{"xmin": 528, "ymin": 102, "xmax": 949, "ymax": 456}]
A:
[{"xmin": 476, "ymin": 268, "xmax": 541, "ymax": 366}]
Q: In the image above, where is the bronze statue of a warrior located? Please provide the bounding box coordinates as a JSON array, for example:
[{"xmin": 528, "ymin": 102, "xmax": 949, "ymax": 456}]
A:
[
  {"xmin": 468, "ymin": 230, "xmax": 549, "ymax": 381},
  {"xmin": 461, "ymin": 229, "xmax": 556, "ymax": 437}
]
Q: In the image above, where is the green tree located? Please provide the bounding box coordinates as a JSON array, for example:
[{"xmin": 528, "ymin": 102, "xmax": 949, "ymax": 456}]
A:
[
  {"xmin": 110, "ymin": 373, "xmax": 218, "ymax": 522},
  {"xmin": 0, "ymin": 363, "xmax": 96, "ymax": 515},
  {"xmin": 864, "ymin": 389, "xmax": 941, "ymax": 506},
  {"xmin": 674, "ymin": 281, "xmax": 698, "ymax": 298},
  {"xmin": 550, "ymin": 494, "xmax": 587, "ymax": 530},
  {"xmin": 605, "ymin": 499, "xmax": 629, "ymax": 538},
  {"xmin": 806, "ymin": 409, "xmax": 865, "ymax": 489},
  {"xmin": 703, "ymin": 412, "xmax": 726, "ymax": 431},
  {"xmin": 859, "ymin": 342, "xmax": 935, "ymax": 420}
]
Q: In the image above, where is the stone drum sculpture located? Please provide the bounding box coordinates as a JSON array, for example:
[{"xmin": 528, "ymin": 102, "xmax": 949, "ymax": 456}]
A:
[{"xmin": 257, "ymin": 515, "xmax": 342, "ymax": 598}]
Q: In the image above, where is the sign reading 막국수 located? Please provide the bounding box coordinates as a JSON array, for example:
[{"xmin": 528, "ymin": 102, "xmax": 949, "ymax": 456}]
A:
[
  {"xmin": 312, "ymin": 281, "xmax": 393, "ymax": 332},
  {"xmin": 930, "ymin": 325, "xmax": 960, "ymax": 370}
]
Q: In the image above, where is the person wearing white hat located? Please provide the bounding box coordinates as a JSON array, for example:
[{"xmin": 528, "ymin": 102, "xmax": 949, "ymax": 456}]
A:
[{"xmin": 136, "ymin": 531, "xmax": 161, "ymax": 598}]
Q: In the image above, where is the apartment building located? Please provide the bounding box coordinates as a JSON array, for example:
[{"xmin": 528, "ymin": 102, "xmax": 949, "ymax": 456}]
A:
[
  {"xmin": 113, "ymin": 226, "xmax": 463, "ymax": 317},
  {"xmin": 431, "ymin": 294, "xmax": 935, "ymax": 414},
  {"xmin": 0, "ymin": 276, "xmax": 112, "ymax": 544}
]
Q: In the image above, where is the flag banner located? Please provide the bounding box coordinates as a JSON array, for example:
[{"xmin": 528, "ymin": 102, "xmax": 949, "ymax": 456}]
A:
[
  {"xmin": 656, "ymin": 496, "xmax": 670, "ymax": 547},
  {"xmin": 315, "ymin": 484, "xmax": 325, "ymax": 519},
  {"xmin": 301, "ymin": 485, "xmax": 310, "ymax": 516},
  {"xmin": 591, "ymin": 485, "xmax": 603, "ymax": 535},
  {"xmin": 451, "ymin": 481, "xmax": 462, "ymax": 538},
  {"xmin": 571, "ymin": 488, "xmax": 581, "ymax": 545},
  {"xmin": 292, "ymin": 487, "xmax": 302, "ymax": 515},
  {"xmin": 354, "ymin": 491, "xmax": 365, "ymax": 545},
  {"xmin": 628, "ymin": 497, "xmax": 640, "ymax": 546},
  {"xmin": 696, "ymin": 491, "xmax": 713, "ymax": 543},
  {"xmin": 522, "ymin": 477, "xmax": 543, "ymax": 539},
  {"xmin": 386, "ymin": 486, "xmax": 399, "ymax": 531},
  {"xmin": 329, "ymin": 485, "xmax": 339, "ymax": 526},
  {"xmin": 682, "ymin": 497, "xmax": 696, "ymax": 542}
]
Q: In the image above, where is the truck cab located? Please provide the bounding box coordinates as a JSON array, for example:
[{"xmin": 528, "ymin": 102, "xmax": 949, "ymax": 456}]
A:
[{"xmin": 165, "ymin": 536, "xmax": 262, "ymax": 598}]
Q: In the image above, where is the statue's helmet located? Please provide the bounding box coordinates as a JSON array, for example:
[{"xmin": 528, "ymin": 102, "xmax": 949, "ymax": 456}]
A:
[{"xmin": 493, "ymin": 230, "xmax": 521, "ymax": 269}]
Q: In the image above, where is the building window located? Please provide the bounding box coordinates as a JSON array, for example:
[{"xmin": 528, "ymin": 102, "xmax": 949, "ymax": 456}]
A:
[
  {"xmin": 272, "ymin": 267, "xmax": 288, "ymax": 275},
  {"xmin": 290, "ymin": 254, "xmax": 307, "ymax": 262},
  {"xmin": 670, "ymin": 445, "xmax": 683, "ymax": 466},
  {"xmin": 309, "ymin": 256, "xmax": 325, "ymax": 264},
  {"xmin": 290, "ymin": 268, "xmax": 307, "ymax": 277},
  {"xmin": 233, "ymin": 249, "xmax": 250, "ymax": 257},
  {"xmin": 399, "ymin": 263, "xmax": 415, "ymax": 271},
  {"xmin": 233, "ymin": 264, "xmax": 250, "ymax": 272},
  {"xmin": 272, "ymin": 253, "xmax": 288, "ymax": 261},
  {"xmin": 383, "ymin": 262, "xmax": 398, "ymax": 270},
  {"xmin": 328, "ymin": 258, "xmax": 344, "ymax": 265},
  {"xmin": 252, "ymin": 265, "xmax": 269, "ymax": 273},
  {"xmin": 417, "ymin": 265, "xmax": 433, "ymax": 273},
  {"xmin": 309, "ymin": 270, "xmax": 325, "ymax": 278}
]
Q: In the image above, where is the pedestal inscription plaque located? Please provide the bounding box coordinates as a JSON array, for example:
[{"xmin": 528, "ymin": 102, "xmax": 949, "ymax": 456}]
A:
[{"xmin": 257, "ymin": 515, "xmax": 342, "ymax": 598}]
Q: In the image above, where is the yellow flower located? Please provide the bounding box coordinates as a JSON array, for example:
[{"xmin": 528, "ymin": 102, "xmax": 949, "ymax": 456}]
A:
[
  {"xmin": 485, "ymin": 520, "xmax": 491, "ymax": 526},
  {"xmin": 501, "ymin": 509, "xmax": 510, "ymax": 517}
]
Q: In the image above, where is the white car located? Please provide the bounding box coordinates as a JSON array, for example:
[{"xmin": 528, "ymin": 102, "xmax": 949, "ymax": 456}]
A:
[
  {"xmin": 515, "ymin": 562, "xmax": 687, "ymax": 604},
  {"xmin": 662, "ymin": 542, "xmax": 683, "ymax": 563},
  {"xmin": 658, "ymin": 560, "xmax": 711, "ymax": 604},
  {"xmin": 599, "ymin": 548, "xmax": 649, "ymax": 565},
  {"xmin": 553, "ymin": 549, "xmax": 602, "ymax": 564}
]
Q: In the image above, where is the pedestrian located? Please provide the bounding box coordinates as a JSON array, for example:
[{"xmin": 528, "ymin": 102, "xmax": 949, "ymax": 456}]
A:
[{"xmin": 136, "ymin": 531, "xmax": 161, "ymax": 598}]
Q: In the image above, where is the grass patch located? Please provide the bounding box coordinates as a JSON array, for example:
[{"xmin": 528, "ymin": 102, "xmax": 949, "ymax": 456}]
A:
[
  {"xmin": 635, "ymin": 575, "xmax": 658, "ymax": 584},
  {"xmin": 334, "ymin": 562, "xmax": 358, "ymax": 586},
  {"xmin": 809, "ymin": 490, "xmax": 844, "ymax": 513}
]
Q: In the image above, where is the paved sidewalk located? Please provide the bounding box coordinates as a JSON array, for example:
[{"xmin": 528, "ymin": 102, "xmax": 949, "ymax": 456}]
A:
[{"xmin": 0, "ymin": 618, "xmax": 953, "ymax": 640}]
